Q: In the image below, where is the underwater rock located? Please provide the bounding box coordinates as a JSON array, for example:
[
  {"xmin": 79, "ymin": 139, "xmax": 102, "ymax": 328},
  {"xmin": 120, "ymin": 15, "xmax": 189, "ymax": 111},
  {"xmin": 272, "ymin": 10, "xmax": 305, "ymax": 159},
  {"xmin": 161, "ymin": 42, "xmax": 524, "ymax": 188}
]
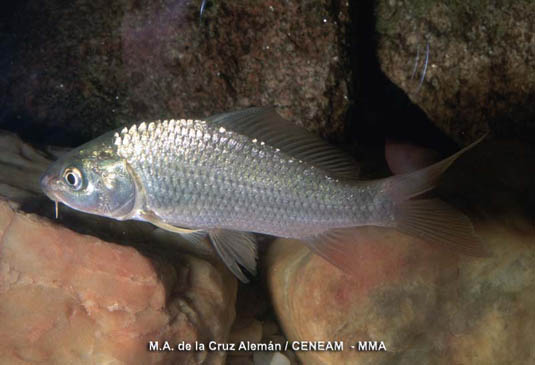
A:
[
  {"xmin": 253, "ymin": 351, "xmax": 291, "ymax": 365},
  {"xmin": 267, "ymin": 226, "xmax": 535, "ymax": 364},
  {"xmin": 0, "ymin": 200, "xmax": 237, "ymax": 364},
  {"xmin": 226, "ymin": 280, "xmax": 300, "ymax": 365},
  {"xmin": 2, "ymin": 0, "xmax": 351, "ymax": 145},
  {"xmin": 375, "ymin": 0, "xmax": 535, "ymax": 144},
  {"xmin": 266, "ymin": 141, "xmax": 535, "ymax": 364},
  {"xmin": 229, "ymin": 318, "xmax": 263, "ymax": 347},
  {"xmin": 0, "ymin": 131, "xmax": 51, "ymax": 202}
]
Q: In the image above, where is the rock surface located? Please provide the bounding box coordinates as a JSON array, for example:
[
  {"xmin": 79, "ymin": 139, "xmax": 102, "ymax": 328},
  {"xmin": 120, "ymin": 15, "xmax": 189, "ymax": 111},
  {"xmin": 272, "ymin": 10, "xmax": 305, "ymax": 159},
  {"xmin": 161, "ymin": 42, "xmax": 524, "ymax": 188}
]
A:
[
  {"xmin": 253, "ymin": 351, "xmax": 291, "ymax": 365},
  {"xmin": 266, "ymin": 141, "xmax": 535, "ymax": 364},
  {"xmin": 225, "ymin": 281, "xmax": 300, "ymax": 365},
  {"xmin": 0, "ymin": 200, "xmax": 237, "ymax": 364},
  {"xmin": 1, "ymin": 0, "xmax": 351, "ymax": 146},
  {"xmin": 375, "ymin": 0, "xmax": 535, "ymax": 144}
]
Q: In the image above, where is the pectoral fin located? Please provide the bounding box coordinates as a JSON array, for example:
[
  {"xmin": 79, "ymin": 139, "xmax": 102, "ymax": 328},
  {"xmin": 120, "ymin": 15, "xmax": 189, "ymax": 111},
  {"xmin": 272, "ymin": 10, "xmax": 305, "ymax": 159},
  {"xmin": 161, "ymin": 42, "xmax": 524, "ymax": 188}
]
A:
[{"xmin": 208, "ymin": 229, "xmax": 258, "ymax": 283}]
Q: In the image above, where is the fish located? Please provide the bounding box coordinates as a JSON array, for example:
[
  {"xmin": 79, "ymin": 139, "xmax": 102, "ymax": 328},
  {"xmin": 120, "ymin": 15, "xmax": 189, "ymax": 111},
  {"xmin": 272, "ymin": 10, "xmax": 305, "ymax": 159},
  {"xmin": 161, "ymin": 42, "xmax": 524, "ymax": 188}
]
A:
[{"xmin": 40, "ymin": 107, "xmax": 486, "ymax": 282}]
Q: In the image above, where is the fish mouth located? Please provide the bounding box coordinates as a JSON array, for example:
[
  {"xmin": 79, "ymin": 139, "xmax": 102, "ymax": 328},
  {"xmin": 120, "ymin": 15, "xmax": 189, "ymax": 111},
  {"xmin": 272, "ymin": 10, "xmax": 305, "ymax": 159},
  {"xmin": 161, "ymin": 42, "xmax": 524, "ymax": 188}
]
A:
[
  {"xmin": 39, "ymin": 171, "xmax": 60, "ymax": 201},
  {"xmin": 40, "ymin": 172, "xmax": 62, "ymax": 219}
]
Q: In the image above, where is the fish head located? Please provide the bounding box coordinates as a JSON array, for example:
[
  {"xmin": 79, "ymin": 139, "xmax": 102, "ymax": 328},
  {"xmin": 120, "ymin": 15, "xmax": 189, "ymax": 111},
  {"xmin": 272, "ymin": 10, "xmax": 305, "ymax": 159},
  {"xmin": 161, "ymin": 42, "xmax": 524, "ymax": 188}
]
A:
[{"xmin": 40, "ymin": 135, "xmax": 136, "ymax": 220}]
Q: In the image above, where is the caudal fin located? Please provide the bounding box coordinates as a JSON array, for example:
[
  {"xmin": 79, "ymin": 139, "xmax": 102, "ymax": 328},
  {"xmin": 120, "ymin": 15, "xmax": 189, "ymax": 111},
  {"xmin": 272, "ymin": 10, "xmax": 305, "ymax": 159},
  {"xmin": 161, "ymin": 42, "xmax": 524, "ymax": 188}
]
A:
[
  {"xmin": 302, "ymin": 135, "xmax": 488, "ymax": 276},
  {"xmin": 384, "ymin": 134, "xmax": 488, "ymax": 256}
]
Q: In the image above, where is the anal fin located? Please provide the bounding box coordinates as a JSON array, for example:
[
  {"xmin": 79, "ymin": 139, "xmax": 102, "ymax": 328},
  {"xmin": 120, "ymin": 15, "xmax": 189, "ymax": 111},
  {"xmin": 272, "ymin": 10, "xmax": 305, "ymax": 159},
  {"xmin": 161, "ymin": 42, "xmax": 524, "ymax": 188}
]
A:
[
  {"xmin": 394, "ymin": 199, "xmax": 488, "ymax": 257},
  {"xmin": 304, "ymin": 206, "xmax": 487, "ymax": 278},
  {"xmin": 303, "ymin": 227, "xmax": 396, "ymax": 276}
]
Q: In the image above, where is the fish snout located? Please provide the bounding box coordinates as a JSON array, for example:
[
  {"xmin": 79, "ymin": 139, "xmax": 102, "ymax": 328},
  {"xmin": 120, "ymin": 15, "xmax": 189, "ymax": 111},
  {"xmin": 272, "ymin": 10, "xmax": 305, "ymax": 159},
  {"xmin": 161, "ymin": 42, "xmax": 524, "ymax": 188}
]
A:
[{"xmin": 40, "ymin": 171, "xmax": 59, "ymax": 200}]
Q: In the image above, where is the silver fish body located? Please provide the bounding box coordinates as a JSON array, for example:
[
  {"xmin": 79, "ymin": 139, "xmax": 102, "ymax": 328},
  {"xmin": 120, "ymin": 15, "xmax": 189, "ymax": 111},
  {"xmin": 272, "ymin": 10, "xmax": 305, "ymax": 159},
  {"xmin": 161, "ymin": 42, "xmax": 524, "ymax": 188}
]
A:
[
  {"xmin": 41, "ymin": 107, "xmax": 485, "ymax": 282},
  {"xmin": 114, "ymin": 118, "xmax": 389, "ymax": 237}
]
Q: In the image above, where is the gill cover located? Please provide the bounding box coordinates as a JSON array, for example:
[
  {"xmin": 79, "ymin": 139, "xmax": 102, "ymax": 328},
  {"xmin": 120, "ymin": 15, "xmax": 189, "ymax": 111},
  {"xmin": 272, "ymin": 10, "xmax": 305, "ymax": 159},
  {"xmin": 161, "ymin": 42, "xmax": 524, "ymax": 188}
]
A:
[{"xmin": 40, "ymin": 132, "xmax": 137, "ymax": 220}]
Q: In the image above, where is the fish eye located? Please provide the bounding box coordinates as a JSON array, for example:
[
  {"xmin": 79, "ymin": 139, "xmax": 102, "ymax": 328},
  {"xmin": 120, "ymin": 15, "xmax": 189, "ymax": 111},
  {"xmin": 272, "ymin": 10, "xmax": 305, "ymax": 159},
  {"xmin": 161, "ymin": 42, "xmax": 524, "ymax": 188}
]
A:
[{"xmin": 63, "ymin": 167, "xmax": 83, "ymax": 190}]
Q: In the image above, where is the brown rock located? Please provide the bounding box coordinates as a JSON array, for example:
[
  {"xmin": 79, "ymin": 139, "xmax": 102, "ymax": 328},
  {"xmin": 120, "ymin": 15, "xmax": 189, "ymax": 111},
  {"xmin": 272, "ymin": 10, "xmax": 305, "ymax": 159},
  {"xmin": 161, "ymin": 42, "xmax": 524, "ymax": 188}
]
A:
[
  {"xmin": 268, "ymin": 228, "xmax": 535, "ymax": 364},
  {"xmin": 229, "ymin": 318, "xmax": 263, "ymax": 346},
  {"xmin": 0, "ymin": 200, "xmax": 237, "ymax": 364},
  {"xmin": 266, "ymin": 142, "xmax": 535, "ymax": 364},
  {"xmin": 261, "ymin": 320, "xmax": 279, "ymax": 339},
  {"xmin": 0, "ymin": 131, "xmax": 51, "ymax": 201},
  {"xmin": 2, "ymin": 0, "xmax": 351, "ymax": 146},
  {"xmin": 375, "ymin": 0, "xmax": 535, "ymax": 144},
  {"xmin": 253, "ymin": 351, "xmax": 291, "ymax": 365}
]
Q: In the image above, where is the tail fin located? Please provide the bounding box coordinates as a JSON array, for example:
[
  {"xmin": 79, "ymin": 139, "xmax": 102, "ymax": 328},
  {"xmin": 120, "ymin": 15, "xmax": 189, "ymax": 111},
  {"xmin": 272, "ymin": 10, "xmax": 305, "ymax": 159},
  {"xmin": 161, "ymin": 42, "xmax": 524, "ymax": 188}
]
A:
[
  {"xmin": 302, "ymin": 135, "xmax": 488, "ymax": 276},
  {"xmin": 385, "ymin": 134, "xmax": 488, "ymax": 256}
]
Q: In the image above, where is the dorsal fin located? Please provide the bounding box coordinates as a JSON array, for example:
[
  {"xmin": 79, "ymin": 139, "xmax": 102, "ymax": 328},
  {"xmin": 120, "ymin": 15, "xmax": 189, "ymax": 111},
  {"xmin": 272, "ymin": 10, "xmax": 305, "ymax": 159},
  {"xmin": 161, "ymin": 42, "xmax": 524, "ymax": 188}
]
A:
[{"xmin": 205, "ymin": 107, "xmax": 360, "ymax": 179}]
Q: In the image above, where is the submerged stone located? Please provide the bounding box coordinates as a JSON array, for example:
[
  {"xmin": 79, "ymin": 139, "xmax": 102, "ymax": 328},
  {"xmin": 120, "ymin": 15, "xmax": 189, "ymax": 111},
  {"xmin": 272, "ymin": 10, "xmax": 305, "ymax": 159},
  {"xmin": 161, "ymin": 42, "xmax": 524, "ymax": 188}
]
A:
[{"xmin": 0, "ymin": 200, "xmax": 237, "ymax": 364}]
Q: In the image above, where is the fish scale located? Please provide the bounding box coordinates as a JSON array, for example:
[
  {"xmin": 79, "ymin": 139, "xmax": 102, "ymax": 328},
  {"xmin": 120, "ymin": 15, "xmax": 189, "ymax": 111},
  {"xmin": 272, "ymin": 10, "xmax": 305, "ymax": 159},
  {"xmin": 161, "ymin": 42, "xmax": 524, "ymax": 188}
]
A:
[{"xmin": 114, "ymin": 118, "xmax": 376, "ymax": 237}]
